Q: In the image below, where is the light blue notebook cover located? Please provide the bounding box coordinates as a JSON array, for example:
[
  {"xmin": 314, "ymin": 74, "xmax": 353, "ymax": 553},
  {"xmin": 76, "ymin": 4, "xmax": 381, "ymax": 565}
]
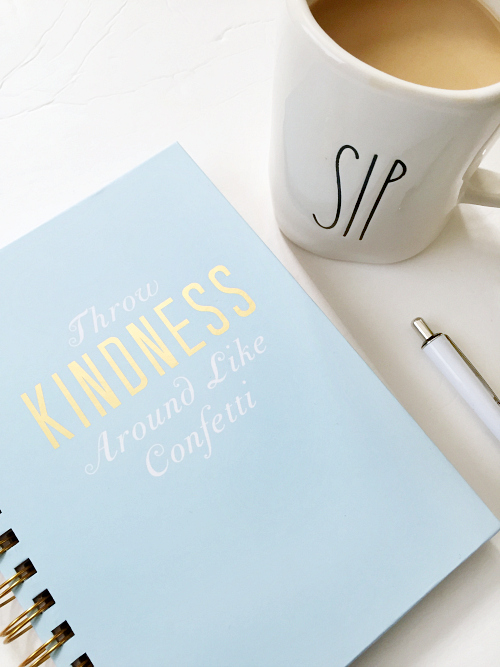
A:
[{"xmin": 0, "ymin": 144, "xmax": 498, "ymax": 667}]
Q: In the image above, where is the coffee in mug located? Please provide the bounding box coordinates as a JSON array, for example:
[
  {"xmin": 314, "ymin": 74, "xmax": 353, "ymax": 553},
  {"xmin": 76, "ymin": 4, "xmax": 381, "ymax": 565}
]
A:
[
  {"xmin": 310, "ymin": 0, "xmax": 500, "ymax": 90},
  {"xmin": 270, "ymin": 0, "xmax": 500, "ymax": 263}
]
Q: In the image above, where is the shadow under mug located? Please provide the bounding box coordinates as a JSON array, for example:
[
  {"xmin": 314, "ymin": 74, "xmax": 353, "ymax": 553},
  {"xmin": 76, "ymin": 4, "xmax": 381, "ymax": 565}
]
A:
[{"xmin": 270, "ymin": 0, "xmax": 500, "ymax": 263}]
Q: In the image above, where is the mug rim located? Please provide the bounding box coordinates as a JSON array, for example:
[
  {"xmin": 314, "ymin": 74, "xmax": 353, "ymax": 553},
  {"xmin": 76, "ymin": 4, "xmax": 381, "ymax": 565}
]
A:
[{"xmin": 291, "ymin": 0, "xmax": 500, "ymax": 104}]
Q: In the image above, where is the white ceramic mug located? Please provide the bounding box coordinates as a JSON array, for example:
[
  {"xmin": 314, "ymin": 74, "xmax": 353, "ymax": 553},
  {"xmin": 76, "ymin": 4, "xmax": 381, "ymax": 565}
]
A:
[{"xmin": 270, "ymin": 0, "xmax": 500, "ymax": 263}]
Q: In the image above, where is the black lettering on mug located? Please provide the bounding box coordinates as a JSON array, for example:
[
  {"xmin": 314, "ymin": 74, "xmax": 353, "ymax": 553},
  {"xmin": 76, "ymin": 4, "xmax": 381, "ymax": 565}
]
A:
[
  {"xmin": 358, "ymin": 159, "xmax": 407, "ymax": 240},
  {"xmin": 343, "ymin": 154, "xmax": 378, "ymax": 237},
  {"xmin": 313, "ymin": 146, "xmax": 407, "ymax": 240},
  {"xmin": 313, "ymin": 145, "xmax": 359, "ymax": 229}
]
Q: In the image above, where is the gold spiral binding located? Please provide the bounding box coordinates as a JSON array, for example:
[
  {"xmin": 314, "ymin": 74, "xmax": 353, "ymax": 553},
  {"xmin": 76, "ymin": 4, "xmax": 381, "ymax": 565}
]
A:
[
  {"xmin": 0, "ymin": 537, "xmax": 10, "ymax": 556},
  {"xmin": 19, "ymin": 621, "xmax": 74, "ymax": 667},
  {"xmin": 1, "ymin": 590, "xmax": 54, "ymax": 643},
  {"xmin": 0, "ymin": 529, "xmax": 19, "ymax": 555},
  {"xmin": 0, "ymin": 516, "xmax": 87, "ymax": 664},
  {"xmin": 0, "ymin": 560, "xmax": 36, "ymax": 608}
]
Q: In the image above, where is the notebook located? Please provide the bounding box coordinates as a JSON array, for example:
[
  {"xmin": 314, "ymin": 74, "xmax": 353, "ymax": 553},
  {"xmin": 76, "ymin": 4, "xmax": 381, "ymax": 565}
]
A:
[{"xmin": 0, "ymin": 143, "xmax": 498, "ymax": 667}]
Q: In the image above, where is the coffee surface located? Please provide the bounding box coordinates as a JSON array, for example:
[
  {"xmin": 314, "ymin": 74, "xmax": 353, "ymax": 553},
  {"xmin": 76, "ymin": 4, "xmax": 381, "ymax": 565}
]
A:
[{"xmin": 310, "ymin": 0, "xmax": 500, "ymax": 89}]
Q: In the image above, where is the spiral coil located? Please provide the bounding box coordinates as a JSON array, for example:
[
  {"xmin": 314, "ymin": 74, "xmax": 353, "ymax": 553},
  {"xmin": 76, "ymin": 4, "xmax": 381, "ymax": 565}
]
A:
[
  {"xmin": 0, "ymin": 517, "xmax": 93, "ymax": 666},
  {"xmin": 0, "ymin": 560, "xmax": 36, "ymax": 608},
  {"xmin": 0, "ymin": 529, "xmax": 19, "ymax": 556},
  {"xmin": 1, "ymin": 590, "xmax": 55, "ymax": 643}
]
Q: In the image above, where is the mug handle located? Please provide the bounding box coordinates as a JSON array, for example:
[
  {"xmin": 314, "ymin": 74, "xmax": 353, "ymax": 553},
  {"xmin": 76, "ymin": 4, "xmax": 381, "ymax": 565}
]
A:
[{"xmin": 460, "ymin": 167, "xmax": 500, "ymax": 207}]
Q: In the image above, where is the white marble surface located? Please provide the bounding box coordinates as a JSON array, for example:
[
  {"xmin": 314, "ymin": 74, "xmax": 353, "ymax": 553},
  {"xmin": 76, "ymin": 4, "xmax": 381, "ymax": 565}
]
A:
[{"xmin": 0, "ymin": 1, "xmax": 499, "ymax": 665}]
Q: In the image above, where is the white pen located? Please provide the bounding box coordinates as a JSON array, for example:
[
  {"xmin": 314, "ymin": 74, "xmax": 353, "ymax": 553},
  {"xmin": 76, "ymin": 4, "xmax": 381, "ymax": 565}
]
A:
[{"xmin": 412, "ymin": 318, "xmax": 500, "ymax": 441}]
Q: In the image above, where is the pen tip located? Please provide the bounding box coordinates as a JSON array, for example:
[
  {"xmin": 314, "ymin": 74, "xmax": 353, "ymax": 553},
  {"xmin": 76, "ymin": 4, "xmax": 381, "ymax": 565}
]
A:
[{"xmin": 412, "ymin": 318, "xmax": 434, "ymax": 342}]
